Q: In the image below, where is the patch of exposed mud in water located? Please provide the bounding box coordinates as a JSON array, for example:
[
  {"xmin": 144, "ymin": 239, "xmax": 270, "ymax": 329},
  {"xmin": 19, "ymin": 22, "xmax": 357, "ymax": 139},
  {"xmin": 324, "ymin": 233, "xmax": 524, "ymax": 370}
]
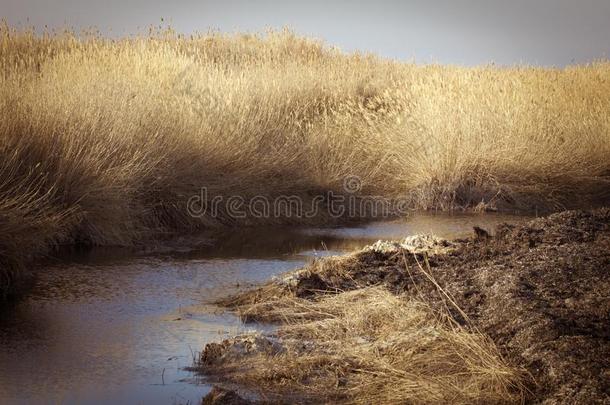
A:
[{"xmin": 201, "ymin": 209, "xmax": 610, "ymax": 404}]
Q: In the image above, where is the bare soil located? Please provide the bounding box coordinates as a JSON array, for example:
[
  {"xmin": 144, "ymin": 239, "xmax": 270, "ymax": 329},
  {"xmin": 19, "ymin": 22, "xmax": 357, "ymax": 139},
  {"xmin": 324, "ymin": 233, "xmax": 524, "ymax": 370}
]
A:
[{"xmin": 200, "ymin": 208, "xmax": 610, "ymax": 404}]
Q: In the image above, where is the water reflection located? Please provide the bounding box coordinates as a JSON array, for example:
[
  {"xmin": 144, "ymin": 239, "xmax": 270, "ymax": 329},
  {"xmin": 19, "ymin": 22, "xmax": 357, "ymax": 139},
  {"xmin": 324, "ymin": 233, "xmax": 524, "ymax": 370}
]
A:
[{"xmin": 0, "ymin": 212, "xmax": 529, "ymax": 404}]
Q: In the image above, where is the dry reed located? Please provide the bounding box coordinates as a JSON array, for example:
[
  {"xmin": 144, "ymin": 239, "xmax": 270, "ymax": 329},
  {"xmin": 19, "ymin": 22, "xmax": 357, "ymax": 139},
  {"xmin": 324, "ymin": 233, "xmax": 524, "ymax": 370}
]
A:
[
  {"xmin": 200, "ymin": 288, "xmax": 527, "ymax": 404},
  {"xmin": 1, "ymin": 24, "xmax": 609, "ymax": 295}
]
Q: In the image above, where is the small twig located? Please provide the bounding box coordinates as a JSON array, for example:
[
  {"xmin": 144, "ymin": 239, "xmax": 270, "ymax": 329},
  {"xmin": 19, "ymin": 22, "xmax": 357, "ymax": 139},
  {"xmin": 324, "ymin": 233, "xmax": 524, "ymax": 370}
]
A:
[
  {"xmin": 412, "ymin": 252, "xmax": 475, "ymax": 329},
  {"xmin": 401, "ymin": 252, "xmax": 423, "ymax": 297}
]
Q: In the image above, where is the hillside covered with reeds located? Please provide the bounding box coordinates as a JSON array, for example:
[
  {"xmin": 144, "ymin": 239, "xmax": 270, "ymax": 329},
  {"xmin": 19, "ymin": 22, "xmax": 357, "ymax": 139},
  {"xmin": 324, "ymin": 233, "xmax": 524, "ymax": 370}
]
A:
[{"xmin": 1, "ymin": 25, "xmax": 609, "ymax": 296}]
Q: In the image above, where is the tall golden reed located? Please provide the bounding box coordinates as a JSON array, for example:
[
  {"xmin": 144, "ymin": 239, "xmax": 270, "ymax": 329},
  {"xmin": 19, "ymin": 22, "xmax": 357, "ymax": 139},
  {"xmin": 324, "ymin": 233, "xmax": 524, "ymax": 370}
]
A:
[{"xmin": 1, "ymin": 24, "xmax": 609, "ymax": 294}]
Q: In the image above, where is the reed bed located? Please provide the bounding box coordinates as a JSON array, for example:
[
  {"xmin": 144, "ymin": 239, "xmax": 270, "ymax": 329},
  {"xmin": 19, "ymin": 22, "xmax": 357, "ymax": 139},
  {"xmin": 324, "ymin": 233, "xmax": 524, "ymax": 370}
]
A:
[{"xmin": 1, "ymin": 25, "xmax": 609, "ymax": 296}]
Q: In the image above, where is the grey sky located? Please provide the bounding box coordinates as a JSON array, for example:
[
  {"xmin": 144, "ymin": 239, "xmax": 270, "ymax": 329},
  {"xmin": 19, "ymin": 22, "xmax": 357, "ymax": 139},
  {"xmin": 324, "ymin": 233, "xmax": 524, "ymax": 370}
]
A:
[{"xmin": 2, "ymin": 0, "xmax": 609, "ymax": 66}]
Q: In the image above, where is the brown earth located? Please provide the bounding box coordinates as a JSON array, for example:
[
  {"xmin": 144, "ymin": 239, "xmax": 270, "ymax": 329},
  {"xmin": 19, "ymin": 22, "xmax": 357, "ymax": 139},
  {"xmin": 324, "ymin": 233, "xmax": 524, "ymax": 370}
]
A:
[{"xmin": 199, "ymin": 208, "xmax": 610, "ymax": 404}]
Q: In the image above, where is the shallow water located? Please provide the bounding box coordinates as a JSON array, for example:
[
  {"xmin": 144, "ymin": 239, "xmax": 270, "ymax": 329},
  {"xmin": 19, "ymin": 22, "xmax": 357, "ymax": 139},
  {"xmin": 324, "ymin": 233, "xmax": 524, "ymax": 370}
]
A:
[{"xmin": 0, "ymin": 212, "xmax": 529, "ymax": 405}]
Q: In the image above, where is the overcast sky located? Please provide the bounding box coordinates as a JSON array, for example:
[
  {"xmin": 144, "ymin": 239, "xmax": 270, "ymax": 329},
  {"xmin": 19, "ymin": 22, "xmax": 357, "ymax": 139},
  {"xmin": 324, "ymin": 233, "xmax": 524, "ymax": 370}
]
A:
[{"xmin": 2, "ymin": 0, "xmax": 610, "ymax": 66}]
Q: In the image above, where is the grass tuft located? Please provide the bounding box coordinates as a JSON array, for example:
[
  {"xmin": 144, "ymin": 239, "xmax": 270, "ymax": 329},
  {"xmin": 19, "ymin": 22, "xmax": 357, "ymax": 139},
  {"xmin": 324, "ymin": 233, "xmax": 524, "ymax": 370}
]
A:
[{"xmin": 200, "ymin": 287, "xmax": 528, "ymax": 404}]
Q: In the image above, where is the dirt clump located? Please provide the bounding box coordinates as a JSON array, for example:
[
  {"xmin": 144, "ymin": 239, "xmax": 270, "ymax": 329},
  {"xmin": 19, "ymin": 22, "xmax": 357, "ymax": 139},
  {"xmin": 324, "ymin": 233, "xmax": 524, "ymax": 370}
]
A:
[
  {"xmin": 206, "ymin": 208, "xmax": 610, "ymax": 404},
  {"xmin": 201, "ymin": 386, "xmax": 258, "ymax": 405},
  {"xmin": 200, "ymin": 333, "xmax": 284, "ymax": 367}
]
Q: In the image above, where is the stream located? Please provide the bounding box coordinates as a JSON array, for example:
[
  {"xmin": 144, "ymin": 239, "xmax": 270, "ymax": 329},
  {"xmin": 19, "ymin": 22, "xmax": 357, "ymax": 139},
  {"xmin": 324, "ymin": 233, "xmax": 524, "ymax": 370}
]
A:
[{"xmin": 0, "ymin": 212, "xmax": 529, "ymax": 404}]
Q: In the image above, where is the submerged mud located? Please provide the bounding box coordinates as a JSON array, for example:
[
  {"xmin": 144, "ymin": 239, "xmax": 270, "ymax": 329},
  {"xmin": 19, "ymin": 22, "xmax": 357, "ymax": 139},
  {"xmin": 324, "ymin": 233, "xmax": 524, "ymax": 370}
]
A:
[{"xmin": 200, "ymin": 209, "xmax": 610, "ymax": 404}]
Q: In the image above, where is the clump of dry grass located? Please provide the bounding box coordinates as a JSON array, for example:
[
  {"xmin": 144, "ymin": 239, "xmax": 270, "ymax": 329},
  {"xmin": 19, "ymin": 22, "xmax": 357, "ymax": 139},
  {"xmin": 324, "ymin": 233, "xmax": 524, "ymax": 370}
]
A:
[
  {"xmin": 217, "ymin": 237, "xmax": 454, "ymax": 319},
  {"xmin": 1, "ymin": 24, "xmax": 610, "ymax": 296},
  {"xmin": 200, "ymin": 287, "xmax": 527, "ymax": 404},
  {"xmin": 204, "ymin": 210, "xmax": 610, "ymax": 403}
]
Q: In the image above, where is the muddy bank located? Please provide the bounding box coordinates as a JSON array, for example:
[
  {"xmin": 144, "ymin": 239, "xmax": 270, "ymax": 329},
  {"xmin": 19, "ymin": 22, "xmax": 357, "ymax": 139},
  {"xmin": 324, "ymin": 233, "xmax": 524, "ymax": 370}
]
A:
[{"xmin": 198, "ymin": 208, "xmax": 610, "ymax": 404}]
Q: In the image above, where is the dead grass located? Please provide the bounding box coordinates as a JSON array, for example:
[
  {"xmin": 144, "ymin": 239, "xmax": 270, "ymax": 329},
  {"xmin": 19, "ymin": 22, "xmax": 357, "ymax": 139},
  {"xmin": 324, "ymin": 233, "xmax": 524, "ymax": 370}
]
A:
[
  {"xmin": 200, "ymin": 288, "xmax": 527, "ymax": 404},
  {"xmin": 209, "ymin": 209, "xmax": 610, "ymax": 403},
  {"xmin": 217, "ymin": 237, "xmax": 454, "ymax": 319},
  {"xmin": 205, "ymin": 240, "xmax": 528, "ymax": 403},
  {"xmin": 2, "ymin": 24, "xmax": 610, "ymax": 295}
]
